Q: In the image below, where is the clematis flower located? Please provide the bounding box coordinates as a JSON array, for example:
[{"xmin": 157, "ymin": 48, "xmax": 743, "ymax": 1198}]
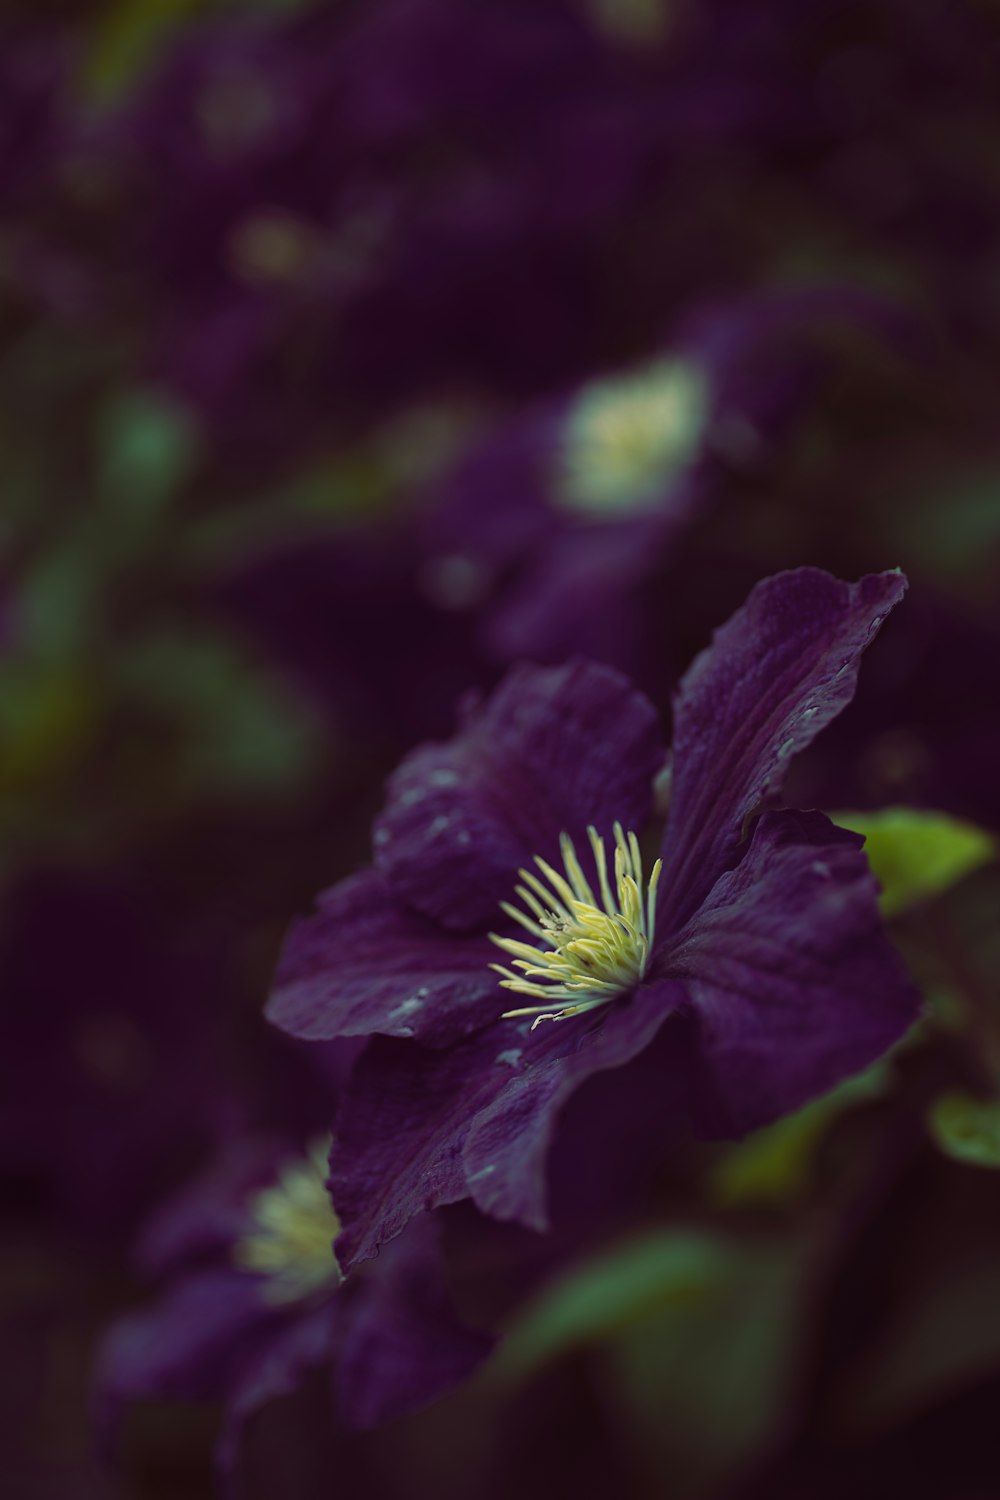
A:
[
  {"xmin": 416, "ymin": 285, "xmax": 919, "ymax": 683},
  {"xmin": 269, "ymin": 569, "xmax": 921, "ymax": 1273},
  {"xmin": 95, "ymin": 1132, "xmax": 492, "ymax": 1487}
]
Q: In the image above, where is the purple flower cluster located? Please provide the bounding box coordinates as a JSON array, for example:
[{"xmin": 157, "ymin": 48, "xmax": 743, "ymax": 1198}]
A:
[{"xmin": 4, "ymin": 2, "xmax": 1000, "ymax": 1496}]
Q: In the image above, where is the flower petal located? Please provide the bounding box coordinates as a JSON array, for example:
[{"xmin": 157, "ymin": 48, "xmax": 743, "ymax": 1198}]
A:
[
  {"xmin": 665, "ymin": 810, "xmax": 921, "ymax": 1136},
  {"xmin": 267, "ymin": 868, "xmax": 503, "ymax": 1046},
  {"xmin": 93, "ymin": 1272, "xmax": 279, "ymax": 1451},
  {"xmin": 336, "ymin": 1214, "xmax": 494, "ymax": 1429},
  {"xmin": 331, "ymin": 984, "xmax": 679, "ymax": 1272},
  {"xmin": 373, "ymin": 659, "xmax": 665, "ymax": 931},
  {"xmin": 485, "ymin": 517, "xmax": 672, "ymax": 683},
  {"xmin": 216, "ymin": 1306, "xmax": 333, "ymax": 1486},
  {"xmin": 136, "ymin": 1139, "xmax": 291, "ymax": 1278},
  {"xmin": 660, "ymin": 567, "xmax": 907, "ymax": 933}
]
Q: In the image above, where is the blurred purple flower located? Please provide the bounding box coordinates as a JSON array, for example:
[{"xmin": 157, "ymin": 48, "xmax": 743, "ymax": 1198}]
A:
[
  {"xmin": 269, "ymin": 568, "xmax": 921, "ymax": 1271},
  {"xmin": 418, "ymin": 285, "xmax": 917, "ymax": 683},
  {"xmin": 95, "ymin": 1132, "xmax": 491, "ymax": 1485},
  {"xmin": 212, "ymin": 286, "xmax": 920, "ymax": 757},
  {"xmin": 82, "ymin": 0, "xmax": 840, "ymax": 472}
]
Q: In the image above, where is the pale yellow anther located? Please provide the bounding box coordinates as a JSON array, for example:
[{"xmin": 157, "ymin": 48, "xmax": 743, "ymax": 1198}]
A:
[{"xmin": 491, "ymin": 826, "xmax": 663, "ymax": 1027}]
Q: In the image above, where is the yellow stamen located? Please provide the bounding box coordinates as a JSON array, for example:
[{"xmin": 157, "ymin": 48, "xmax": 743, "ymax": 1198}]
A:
[
  {"xmin": 490, "ymin": 824, "xmax": 662, "ymax": 1028},
  {"xmin": 557, "ymin": 357, "xmax": 708, "ymax": 516},
  {"xmin": 233, "ymin": 1138, "xmax": 342, "ymax": 1305}
]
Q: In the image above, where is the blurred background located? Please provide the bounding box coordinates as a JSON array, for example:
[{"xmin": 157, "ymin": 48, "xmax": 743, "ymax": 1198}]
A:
[{"xmin": 3, "ymin": 1, "xmax": 1000, "ymax": 1496}]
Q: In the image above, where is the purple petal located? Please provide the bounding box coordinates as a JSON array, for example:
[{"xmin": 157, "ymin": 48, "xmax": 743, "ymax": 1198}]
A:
[
  {"xmin": 136, "ymin": 1139, "xmax": 290, "ymax": 1278},
  {"xmin": 373, "ymin": 659, "xmax": 665, "ymax": 931},
  {"xmin": 485, "ymin": 516, "xmax": 673, "ymax": 679},
  {"xmin": 331, "ymin": 985, "xmax": 679, "ymax": 1272},
  {"xmin": 216, "ymin": 1306, "xmax": 333, "ymax": 1487},
  {"xmin": 664, "ymin": 810, "xmax": 921, "ymax": 1136},
  {"xmin": 267, "ymin": 868, "xmax": 502, "ymax": 1046},
  {"xmin": 93, "ymin": 1272, "xmax": 279, "ymax": 1450},
  {"xmin": 660, "ymin": 567, "xmax": 907, "ymax": 933},
  {"xmin": 336, "ymin": 1214, "xmax": 493, "ymax": 1429}
]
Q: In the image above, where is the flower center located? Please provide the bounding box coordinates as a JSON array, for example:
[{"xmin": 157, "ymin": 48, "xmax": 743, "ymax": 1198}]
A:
[
  {"xmin": 233, "ymin": 1138, "xmax": 342, "ymax": 1305},
  {"xmin": 557, "ymin": 357, "xmax": 707, "ymax": 516},
  {"xmin": 490, "ymin": 823, "xmax": 662, "ymax": 1027}
]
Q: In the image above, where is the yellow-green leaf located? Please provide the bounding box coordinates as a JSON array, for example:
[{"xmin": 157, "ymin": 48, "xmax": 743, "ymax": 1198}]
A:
[
  {"xmin": 928, "ymin": 1091, "xmax": 1000, "ymax": 1169},
  {"xmin": 710, "ymin": 1065, "xmax": 886, "ymax": 1206},
  {"xmin": 495, "ymin": 1231, "xmax": 733, "ymax": 1378},
  {"xmin": 831, "ymin": 807, "xmax": 997, "ymax": 917},
  {"xmin": 82, "ymin": 0, "xmax": 205, "ymax": 107},
  {"xmin": 496, "ymin": 1229, "xmax": 799, "ymax": 1500}
]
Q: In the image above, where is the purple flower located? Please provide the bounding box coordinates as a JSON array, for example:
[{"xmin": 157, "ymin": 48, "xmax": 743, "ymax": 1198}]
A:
[
  {"xmin": 95, "ymin": 1133, "xmax": 491, "ymax": 1485},
  {"xmin": 417, "ymin": 286, "xmax": 918, "ymax": 684},
  {"xmin": 269, "ymin": 568, "xmax": 921, "ymax": 1272}
]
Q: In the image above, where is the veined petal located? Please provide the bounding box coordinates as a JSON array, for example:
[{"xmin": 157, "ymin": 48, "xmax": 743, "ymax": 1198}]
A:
[
  {"xmin": 664, "ymin": 810, "xmax": 921, "ymax": 1136},
  {"xmin": 373, "ymin": 660, "xmax": 664, "ymax": 931},
  {"xmin": 331, "ymin": 984, "xmax": 679, "ymax": 1272},
  {"xmin": 659, "ymin": 567, "xmax": 907, "ymax": 935},
  {"xmin": 335, "ymin": 1214, "xmax": 493, "ymax": 1430},
  {"xmin": 267, "ymin": 868, "xmax": 503, "ymax": 1047}
]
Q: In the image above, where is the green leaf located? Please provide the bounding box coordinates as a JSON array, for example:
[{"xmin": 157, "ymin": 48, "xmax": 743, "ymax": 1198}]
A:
[
  {"xmin": 0, "ymin": 662, "xmax": 96, "ymax": 791},
  {"xmin": 498, "ymin": 1229, "xmax": 798, "ymax": 1498},
  {"xmin": 831, "ymin": 807, "xmax": 997, "ymax": 917},
  {"xmin": 609, "ymin": 1244, "xmax": 796, "ymax": 1494},
  {"xmin": 497, "ymin": 1231, "xmax": 733, "ymax": 1377},
  {"xmin": 928, "ymin": 1091, "xmax": 1000, "ymax": 1169},
  {"xmin": 82, "ymin": 0, "xmax": 205, "ymax": 107},
  {"xmin": 888, "ymin": 474, "xmax": 1000, "ymax": 588},
  {"xmin": 113, "ymin": 630, "xmax": 320, "ymax": 798},
  {"xmin": 99, "ymin": 390, "xmax": 199, "ymax": 516},
  {"xmin": 710, "ymin": 1065, "xmax": 887, "ymax": 1206},
  {"xmin": 15, "ymin": 547, "xmax": 100, "ymax": 660},
  {"xmin": 82, "ymin": 0, "xmax": 333, "ymax": 107}
]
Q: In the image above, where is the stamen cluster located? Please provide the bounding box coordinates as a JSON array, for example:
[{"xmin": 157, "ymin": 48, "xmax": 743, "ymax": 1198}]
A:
[
  {"xmin": 558, "ymin": 357, "xmax": 706, "ymax": 515},
  {"xmin": 490, "ymin": 823, "xmax": 662, "ymax": 1027},
  {"xmin": 234, "ymin": 1139, "xmax": 342, "ymax": 1304}
]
